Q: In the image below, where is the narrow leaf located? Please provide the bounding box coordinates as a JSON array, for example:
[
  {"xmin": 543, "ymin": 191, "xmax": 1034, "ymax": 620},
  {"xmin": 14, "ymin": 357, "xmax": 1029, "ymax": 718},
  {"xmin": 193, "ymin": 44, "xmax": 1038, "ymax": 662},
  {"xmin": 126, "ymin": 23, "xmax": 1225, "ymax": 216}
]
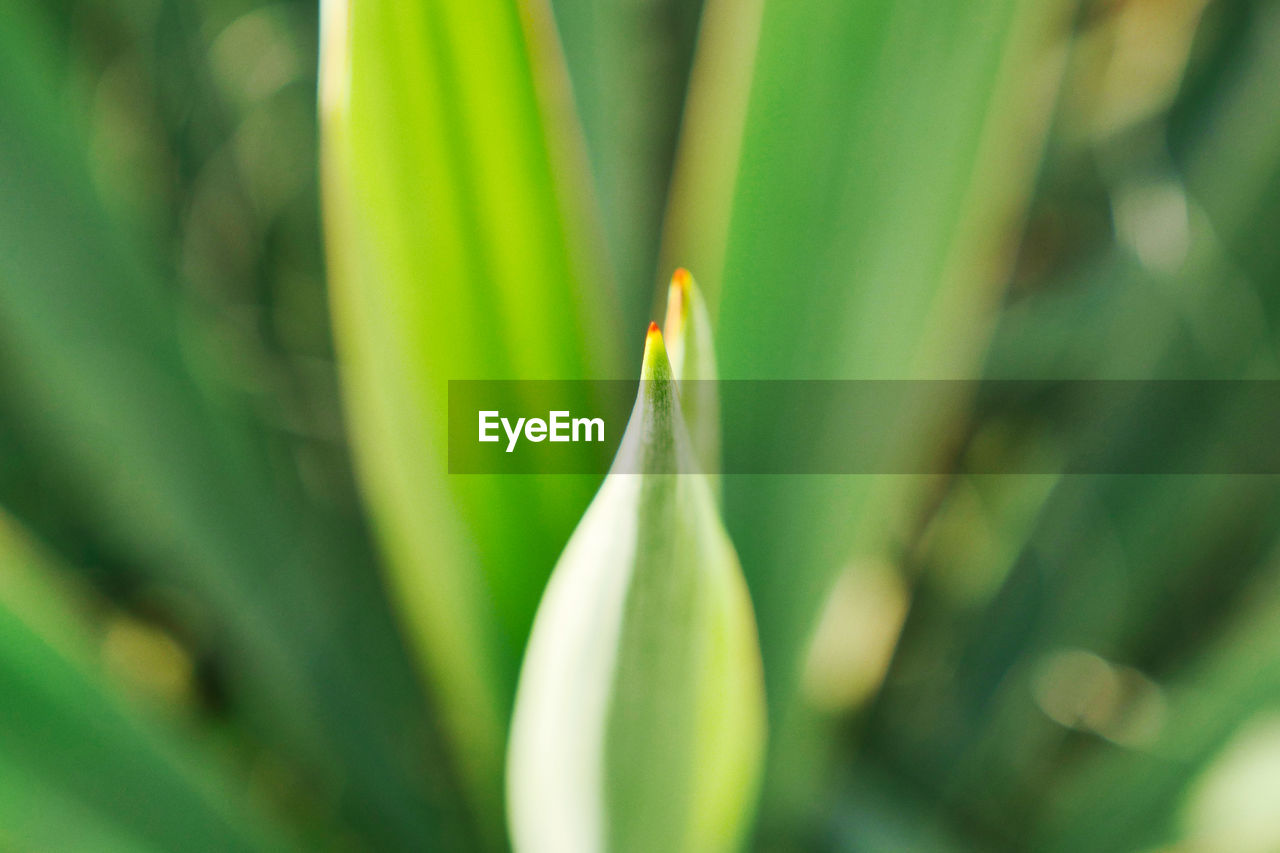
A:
[
  {"xmin": 663, "ymin": 268, "xmax": 721, "ymax": 477},
  {"xmin": 319, "ymin": 0, "xmax": 624, "ymax": 832}
]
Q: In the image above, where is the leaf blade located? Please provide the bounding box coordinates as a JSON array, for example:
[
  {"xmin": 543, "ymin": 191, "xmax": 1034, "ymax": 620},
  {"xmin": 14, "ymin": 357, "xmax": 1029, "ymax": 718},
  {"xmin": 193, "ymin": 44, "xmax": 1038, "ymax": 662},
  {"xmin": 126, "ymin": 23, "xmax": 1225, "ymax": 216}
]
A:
[
  {"xmin": 319, "ymin": 0, "xmax": 625, "ymax": 832},
  {"xmin": 508, "ymin": 328, "xmax": 765, "ymax": 852}
]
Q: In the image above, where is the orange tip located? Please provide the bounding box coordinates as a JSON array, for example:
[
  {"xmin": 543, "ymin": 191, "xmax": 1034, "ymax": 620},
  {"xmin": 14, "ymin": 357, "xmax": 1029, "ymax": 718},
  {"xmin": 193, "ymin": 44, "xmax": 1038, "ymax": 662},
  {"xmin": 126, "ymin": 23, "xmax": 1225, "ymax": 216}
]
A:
[
  {"xmin": 640, "ymin": 320, "xmax": 669, "ymax": 378},
  {"xmin": 671, "ymin": 267, "xmax": 691, "ymax": 291}
]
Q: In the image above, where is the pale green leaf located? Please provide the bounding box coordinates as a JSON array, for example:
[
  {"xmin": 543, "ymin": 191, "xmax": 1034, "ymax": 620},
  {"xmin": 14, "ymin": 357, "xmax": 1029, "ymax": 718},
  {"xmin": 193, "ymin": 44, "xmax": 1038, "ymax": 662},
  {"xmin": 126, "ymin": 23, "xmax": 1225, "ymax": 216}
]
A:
[
  {"xmin": 663, "ymin": 268, "xmax": 721, "ymax": 478},
  {"xmin": 508, "ymin": 327, "xmax": 764, "ymax": 852}
]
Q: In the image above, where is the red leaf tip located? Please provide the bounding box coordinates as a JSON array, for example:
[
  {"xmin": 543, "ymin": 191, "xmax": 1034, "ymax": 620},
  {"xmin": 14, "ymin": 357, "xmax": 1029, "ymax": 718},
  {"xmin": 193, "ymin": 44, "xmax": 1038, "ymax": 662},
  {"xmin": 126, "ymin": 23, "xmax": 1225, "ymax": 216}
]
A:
[{"xmin": 642, "ymin": 321, "xmax": 666, "ymax": 373}]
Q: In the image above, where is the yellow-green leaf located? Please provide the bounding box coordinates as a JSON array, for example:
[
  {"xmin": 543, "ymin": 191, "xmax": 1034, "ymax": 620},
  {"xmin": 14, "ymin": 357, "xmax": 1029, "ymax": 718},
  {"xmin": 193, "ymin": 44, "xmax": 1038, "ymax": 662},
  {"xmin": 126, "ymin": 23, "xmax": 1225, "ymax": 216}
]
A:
[{"xmin": 319, "ymin": 0, "xmax": 623, "ymax": 834}]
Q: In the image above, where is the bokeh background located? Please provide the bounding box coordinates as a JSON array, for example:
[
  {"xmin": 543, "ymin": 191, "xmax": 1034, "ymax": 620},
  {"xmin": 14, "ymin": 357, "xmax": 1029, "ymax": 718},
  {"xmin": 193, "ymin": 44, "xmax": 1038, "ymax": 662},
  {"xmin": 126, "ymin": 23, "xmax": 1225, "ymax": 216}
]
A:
[{"xmin": 2, "ymin": 0, "xmax": 1280, "ymax": 851}]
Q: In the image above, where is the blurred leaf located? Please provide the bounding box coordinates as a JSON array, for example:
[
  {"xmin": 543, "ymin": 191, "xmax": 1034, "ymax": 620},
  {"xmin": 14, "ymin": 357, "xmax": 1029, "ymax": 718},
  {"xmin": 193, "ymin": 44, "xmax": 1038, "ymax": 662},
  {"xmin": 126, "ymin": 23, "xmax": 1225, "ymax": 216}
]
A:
[
  {"xmin": 319, "ymin": 0, "xmax": 625, "ymax": 834},
  {"xmin": 549, "ymin": 0, "xmax": 706, "ymax": 336},
  {"xmin": 679, "ymin": 0, "xmax": 1074, "ymax": 686},
  {"xmin": 657, "ymin": 0, "xmax": 764, "ymax": 311},
  {"xmin": 660, "ymin": 0, "xmax": 1078, "ymax": 830},
  {"xmin": 507, "ymin": 327, "xmax": 764, "ymax": 852},
  {"xmin": 0, "ymin": 512, "xmax": 296, "ymax": 853}
]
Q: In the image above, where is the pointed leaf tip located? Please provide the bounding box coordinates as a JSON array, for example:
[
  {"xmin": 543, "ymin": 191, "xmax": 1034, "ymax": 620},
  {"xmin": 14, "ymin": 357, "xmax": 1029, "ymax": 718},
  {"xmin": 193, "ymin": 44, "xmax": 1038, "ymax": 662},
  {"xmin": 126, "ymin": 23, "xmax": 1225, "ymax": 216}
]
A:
[
  {"xmin": 660, "ymin": 267, "xmax": 721, "ymax": 482},
  {"xmin": 641, "ymin": 322, "xmax": 672, "ymax": 384}
]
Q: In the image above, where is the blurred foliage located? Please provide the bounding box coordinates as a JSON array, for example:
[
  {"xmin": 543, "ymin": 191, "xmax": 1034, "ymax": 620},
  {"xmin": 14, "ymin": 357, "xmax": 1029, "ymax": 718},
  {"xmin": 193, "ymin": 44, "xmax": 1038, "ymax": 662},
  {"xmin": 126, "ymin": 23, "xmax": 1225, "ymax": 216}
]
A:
[{"xmin": 1, "ymin": 0, "xmax": 1279, "ymax": 850}]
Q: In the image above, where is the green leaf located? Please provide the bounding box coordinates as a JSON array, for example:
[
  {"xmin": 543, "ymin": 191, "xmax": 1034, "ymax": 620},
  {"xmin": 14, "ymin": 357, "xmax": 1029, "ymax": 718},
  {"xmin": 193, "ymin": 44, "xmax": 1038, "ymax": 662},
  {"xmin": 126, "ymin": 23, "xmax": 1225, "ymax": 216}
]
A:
[
  {"xmin": 654, "ymin": 2, "xmax": 1078, "ymax": 836},
  {"xmin": 0, "ymin": 513, "xmax": 297, "ymax": 853},
  {"xmin": 662, "ymin": 0, "xmax": 1078, "ymax": 773},
  {"xmin": 508, "ymin": 326, "xmax": 765, "ymax": 852},
  {"xmin": 549, "ymin": 0, "xmax": 706, "ymax": 336},
  {"xmin": 319, "ymin": 0, "xmax": 625, "ymax": 834},
  {"xmin": 663, "ymin": 268, "xmax": 721, "ymax": 478}
]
